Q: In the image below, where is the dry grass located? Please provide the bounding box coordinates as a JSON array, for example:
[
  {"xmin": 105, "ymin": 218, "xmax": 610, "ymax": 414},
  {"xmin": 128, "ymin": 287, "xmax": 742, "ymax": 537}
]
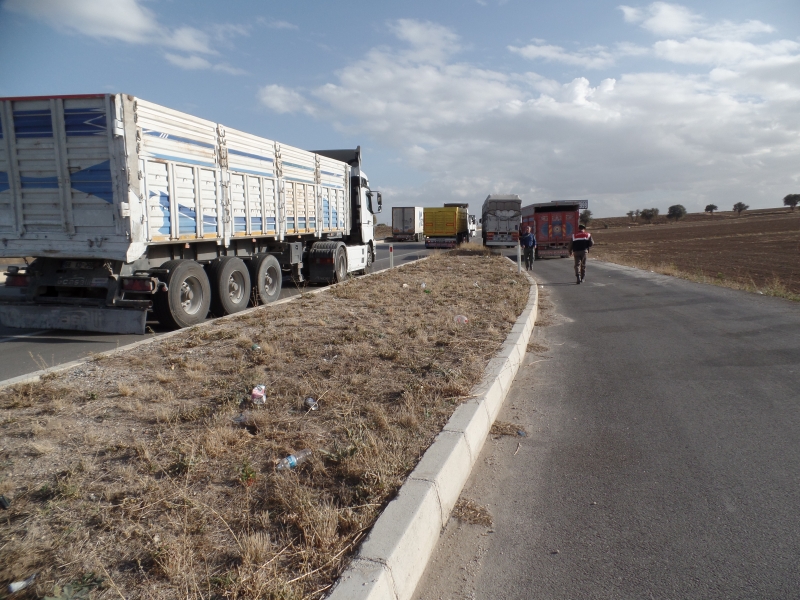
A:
[
  {"xmin": 0, "ymin": 253, "xmax": 529, "ymax": 599},
  {"xmin": 452, "ymin": 498, "xmax": 493, "ymax": 527}
]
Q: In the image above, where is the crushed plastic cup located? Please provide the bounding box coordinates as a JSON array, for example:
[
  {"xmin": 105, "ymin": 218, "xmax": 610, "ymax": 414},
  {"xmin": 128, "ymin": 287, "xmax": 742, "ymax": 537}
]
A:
[
  {"xmin": 454, "ymin": 315, "xmax": 469, "ymax": 325},
  {"xmin": 304, "ymin": 397, "xmax": 319, "ymax": 411},
  {"xmin": 251, "ymin": 385, "xmax": 266, "ymax": 404},
  {"xmin": 420, "ymin": 282, "xmax": 426, "ymax": 289}
]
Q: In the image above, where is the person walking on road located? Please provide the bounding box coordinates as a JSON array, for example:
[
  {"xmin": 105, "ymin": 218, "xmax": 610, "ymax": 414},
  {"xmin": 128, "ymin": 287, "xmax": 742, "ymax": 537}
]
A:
[
  {"xmin": 568, "ymin": 224, "xmax": 593, "ymax": 284},
  {"xmin": 519, "ymin": 226, "xmax": 537, "ymax": 271}
]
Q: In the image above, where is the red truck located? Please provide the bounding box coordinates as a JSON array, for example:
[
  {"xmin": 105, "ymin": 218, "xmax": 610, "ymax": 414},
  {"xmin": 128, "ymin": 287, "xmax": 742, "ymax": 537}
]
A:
[{"xmin": 521, "ymin": 200, "xmax": 588, "ymax": 259}]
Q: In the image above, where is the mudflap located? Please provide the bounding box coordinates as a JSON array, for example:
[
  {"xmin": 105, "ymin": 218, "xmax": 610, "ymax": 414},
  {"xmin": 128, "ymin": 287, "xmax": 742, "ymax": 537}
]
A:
[{"xmin": 0, "ymin": 305, "xmax": 147, "ymax": 334}]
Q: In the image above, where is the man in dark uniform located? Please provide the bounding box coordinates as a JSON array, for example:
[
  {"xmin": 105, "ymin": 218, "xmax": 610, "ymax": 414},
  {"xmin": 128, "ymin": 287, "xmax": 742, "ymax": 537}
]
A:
[
  {"xmin": 519, "ymin": 226, "xmax": 537, "ymax": 270},
  {"xmin": 568, "ymin": 224, "xmax": 593, "ymax": 284}
]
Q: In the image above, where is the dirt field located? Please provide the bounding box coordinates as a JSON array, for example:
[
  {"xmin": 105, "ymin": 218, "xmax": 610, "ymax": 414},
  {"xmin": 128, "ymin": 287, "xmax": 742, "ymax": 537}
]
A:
[
  {"xmin": 589, "ymin": 209, "xmax": 800, "ymax": 298},
  {"xmin": 0, "ymin": 250, "xmax": 529, "ymax": 599}
]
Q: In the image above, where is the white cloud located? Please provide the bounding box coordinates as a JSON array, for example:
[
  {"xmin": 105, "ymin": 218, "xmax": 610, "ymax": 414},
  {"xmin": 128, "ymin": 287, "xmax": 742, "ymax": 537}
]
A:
[
  {"xmin": 619, "ymin": 2, "xmax": 704, "ymax": 36},
  {"xmin": 165, "ymin": 53, "xmax": 247, "ymax": 75},
  {"xmin": 510, "ymin": 42, "xmax": 616, "ymax": 69},
  {"xmin": 257, "ymin": 17, "xmax": 298, "ymax": 30},
  {"xmin": 259, "ymin": 85, "xmax": 315, "ymax": 115},
  {"xmin": 2, "ymin": 0, "xmax": 251, "ymax": 69},
  {"xmin": 258, "ymin": 16, "xmax": 800, "ymax": 215}
]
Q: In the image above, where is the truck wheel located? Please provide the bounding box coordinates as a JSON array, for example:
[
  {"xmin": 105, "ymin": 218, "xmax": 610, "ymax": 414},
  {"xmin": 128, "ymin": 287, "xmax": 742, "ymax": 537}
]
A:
[
  {"xmin": 249, "ymin": 254, "xmax": 282, "ymax": 305},
  {"xmin": 366, "ymin": 244, "xmax": 374, "ymax": 268},
  {"xmin": 334, "ymin": 246, "xmax": 348, "ymax": 283},
  {"xmin": 207, "ymin": 256, "xmax": 252, "ymax": 316},
  {"xmin": 153, "ymin": 260, "xmax": 211, "ymax": 329}
]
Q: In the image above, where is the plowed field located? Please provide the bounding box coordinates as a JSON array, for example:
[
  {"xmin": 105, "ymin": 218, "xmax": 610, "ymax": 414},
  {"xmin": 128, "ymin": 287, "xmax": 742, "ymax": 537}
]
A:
[{"xmin": 589, "ymin": 211, "xmax": 800, "ymax": 296}]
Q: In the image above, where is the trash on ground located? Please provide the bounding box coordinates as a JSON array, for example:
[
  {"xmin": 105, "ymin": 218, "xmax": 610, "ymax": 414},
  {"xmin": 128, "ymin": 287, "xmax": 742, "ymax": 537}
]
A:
[
  {"xmin": 232, "ymin": 412, "xmax": 253, "ymax": 426},
  {"xmin": 8, "ymin": 574, "xmax": 36, "ymax": 593},
  {"xmin": 251, "ymin": 385, "xmax": 266, "ymax": 405},
  {"xmin": 516, "ymin": 430, "xmax": 527, "ymax": 437},
  {"xmin": 251, "ymin": 343, "xmax": 262, "ymax": 352},
  {"xmin": 420, "ymin": 282, "xmax": 426, "ymax": 289},
  {"xmin": 276, "ymin": 449, "xmax": 312, "ymax": 470},
  {"xmin": 304, "ymin": 397, "xmax": 319, "ymax": 411},
  {"xmin": 454, "ymin": 315, "xmax": 469, "ymax": 325},
  {"xmin": 402, "ymin": 283, "xmax": 409, "ymax": 288},
  {"xmin": 0, "ymin": 495, "xmax": 10, "ymax": 509},
  {"xmin": 474, "ymin": 282, "xmax": 480, "ymax": 287}
]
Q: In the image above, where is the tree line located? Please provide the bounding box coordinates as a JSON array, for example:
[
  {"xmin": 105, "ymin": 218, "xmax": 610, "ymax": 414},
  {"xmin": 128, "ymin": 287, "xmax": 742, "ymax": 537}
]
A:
[{"xmin": 621, "ymin": 195, "xmax": 799, "ymax": 224}]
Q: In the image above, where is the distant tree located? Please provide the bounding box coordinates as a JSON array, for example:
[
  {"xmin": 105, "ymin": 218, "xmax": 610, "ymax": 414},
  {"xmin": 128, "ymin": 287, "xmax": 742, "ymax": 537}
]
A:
[
  {"xmin": 733, "ymin": 202, "xmax": 749, "ymax": 216},
  {"xmin": 705, "ymin": 204, "xmax": 718, "ymax": 215},
  {"xmin": 784, "ymin": 194, "xmax": 799, "ymax": 211},
  {"xmin": 626, "ymin": 210, "xmax": 636, "ymax": 221},
  {"xmin": 635, "ymin": 209, "xmax": 640, "ymax": 220},
  {"xmin": 579, "ymin": 209, "xmax": 593, "ymax": 226},
  {"xmin": 640, "ymin": 208, "xmax": 659, "ymax": 223},
  {"xmin": 667, "ymin": 204, "xmax": 687, "ymax": 221}
]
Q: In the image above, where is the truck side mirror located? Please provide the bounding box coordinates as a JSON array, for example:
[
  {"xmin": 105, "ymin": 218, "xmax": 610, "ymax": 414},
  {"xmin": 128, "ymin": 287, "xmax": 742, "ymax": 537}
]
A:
[
  {"xmin": 376, "ymin": 192, "xmax": 382, "ymax": 213},
  {"xmin": 478, "ymin": 218, "xmax": 482, "ymax": 224}
]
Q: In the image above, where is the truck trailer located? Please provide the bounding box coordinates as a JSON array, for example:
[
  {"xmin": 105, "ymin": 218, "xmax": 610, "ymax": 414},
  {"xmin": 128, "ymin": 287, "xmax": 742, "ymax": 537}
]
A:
[
  {"xmin": 481, "ymin": 195, "xmax": 521, "ymax": 247},
  {"xmin": 391, "ymin": 206, "xmax": 424, "ymax": 241},
  {"xmin": 423, "ymin": 206, "xmax": 470, "ymax": 248},
  {"xmin": 521, "ymin": 200, "xmax": 588, "ymax": 258},
  {"xmin": 443, "ymin": 203, "xmax": 477, "ymax": 240},
  {"xmin": 0, "ymin": 93, "xmax": 382, "ymax": 334}
]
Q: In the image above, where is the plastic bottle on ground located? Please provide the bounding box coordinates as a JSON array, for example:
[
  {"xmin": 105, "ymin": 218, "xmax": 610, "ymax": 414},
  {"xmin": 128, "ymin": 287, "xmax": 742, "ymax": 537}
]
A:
[{"xmin": 276, "ymin": 449, "xmax": 312, "ymax": 470}]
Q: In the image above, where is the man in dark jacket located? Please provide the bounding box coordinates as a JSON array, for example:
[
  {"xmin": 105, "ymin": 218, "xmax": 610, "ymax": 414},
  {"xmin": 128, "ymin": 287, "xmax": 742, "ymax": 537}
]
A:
[
  {"xmin": 519, "ymin": 226, "xmax": 536, "ymax": 270},
  {"xmin": 568, "ymin": 224, "xmax": 593, "ymax": 284}
]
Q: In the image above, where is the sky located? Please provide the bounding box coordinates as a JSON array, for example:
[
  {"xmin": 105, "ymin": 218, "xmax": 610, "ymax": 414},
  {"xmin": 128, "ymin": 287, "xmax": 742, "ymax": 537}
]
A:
[{"xmin": 1, "ymin": 0, "xmax": 798, "ymax": 218}]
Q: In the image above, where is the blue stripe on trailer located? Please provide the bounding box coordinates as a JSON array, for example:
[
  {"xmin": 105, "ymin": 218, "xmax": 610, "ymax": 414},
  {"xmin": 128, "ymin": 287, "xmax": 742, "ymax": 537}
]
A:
[
  {"xmin": 282, "ymin": 161, "xmax": 314, "ymax": 172},
  {"xmin": 266, "ymin": 217, "xmax": 276, "ymax": 230},
  {"xmin": 283, "ymin": 175, "xmax": 316, "ymax": 185},
  {"xmin": 70, "ymin": 160, "xmax": 113, "ymax": 203},
  {"xmin": 146, "ymin": 153, "xmax": 217, "ymax": 168},
  {"xmin": 14, "ymin": 109, "xmax": 53, "ymax": 138},
  {"xmin": 320, "ymin": 170, "xmax": 340, "ymax": 177},
  {"xmin": 64, "ymin": 107, "xmax": 106, "ymax": 137},
  {"xmin": 203, "ymin": 215, "xmax": 217, "ymax": 234},
  {"xmin": 229, "ymin": 167, "xmax": 274, "ymax": 178},
  {"xmin": 234, "ymin": 216, "xmax": 246, "ymax": 231},
  {"xmin": 20, "ymin": 174, "xmax": 58, "ymax": 189},
  {"xmin": 251, "ymin": 216, "xmax": 262, "ymax": 231},
  {"xmin": 228, "ymin": 149, "xmax": 274, "ymax": 162},
  {"xmin": 0, "ymin": 171, "xmax": 9, "ymax": 194},
  {"xmin": 142, "ymin": 129, "xmax": 215, "ymax": 149}
]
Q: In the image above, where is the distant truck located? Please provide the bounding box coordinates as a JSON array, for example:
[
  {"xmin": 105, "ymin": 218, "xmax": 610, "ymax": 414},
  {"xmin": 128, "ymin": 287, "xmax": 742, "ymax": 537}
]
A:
[
  {"xmin": 423, "ymin": 206, "xmax": 470, "ymax": 248},
  {"xmin": 481, "ymin": 195, "xmax": 522, "ymax": 247},
  {"xmin": 443, "ymin": 203, "xmax": 477, "ymax": 239},
  {"xmin": 391, "ymin": 206, "xmax": 424, "ymax": 241},
  {"xmin": 0, "ymin": 93, "xmax": 382, "ymax": 334},
  {"xmin": 521, "ymin": 200, "xmax": 588, "ymax": 258}
]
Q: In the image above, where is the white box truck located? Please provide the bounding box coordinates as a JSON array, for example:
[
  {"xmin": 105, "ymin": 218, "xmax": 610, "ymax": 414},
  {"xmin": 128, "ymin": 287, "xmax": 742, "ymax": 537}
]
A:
[
  {"xmin": 0, "ymin": 94, "xmax": 382, "ymax": 334},
  {"xmin": 391, "ymin": 206, "xmax": 424, "ymax": 241},
  {"xmin": 481, "ymin": 195, "xmax": 521, "ymax": 247}
]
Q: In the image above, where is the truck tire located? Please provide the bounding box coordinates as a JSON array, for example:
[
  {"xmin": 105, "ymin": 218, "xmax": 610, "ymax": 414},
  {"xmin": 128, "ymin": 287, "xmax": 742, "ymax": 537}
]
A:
[
  {"xmin": 334, "ymin": 246, "xmax": 348, "ymax": 282},
  {"xmin": 249, "ymin": 254, "xmax": 282, "ymax": 305},
  {"xmin": 366, "ymin": 244, "xmax": 374, "ymax": 268},
  {"xmin": 207, "ymin": 256, "xmax": 251, "ymax": 317},
  {"xmin": 153, "ymin": 260, "xmax": 211, "ymax": 329}
]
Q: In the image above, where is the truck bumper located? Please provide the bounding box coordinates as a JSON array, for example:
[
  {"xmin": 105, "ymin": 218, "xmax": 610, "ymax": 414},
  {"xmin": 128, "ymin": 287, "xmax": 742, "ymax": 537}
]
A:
[
  {"xmin": 0, "ymin": 304, "xmax": 148, "ymax": 334},
  {"xmin": 424, "ymin": 237, "xmax": 458, "ymax": 249},
  {"xmin": 536, "ymin": 248, "xmax": 570, "ymax": 258}
]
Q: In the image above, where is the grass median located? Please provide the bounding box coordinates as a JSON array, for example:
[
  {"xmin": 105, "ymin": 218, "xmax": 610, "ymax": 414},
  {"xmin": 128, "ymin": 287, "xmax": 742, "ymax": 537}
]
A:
[{"xmin": 0, "ymin": 250, "xmax": 529, "ymax": 599}]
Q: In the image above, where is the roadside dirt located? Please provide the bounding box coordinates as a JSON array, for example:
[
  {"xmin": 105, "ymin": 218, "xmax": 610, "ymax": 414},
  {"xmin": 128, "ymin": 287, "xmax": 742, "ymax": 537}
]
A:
[
  {"xmin": 0, "ymin": 251, "xmax": 529, "ymax": 599},
  {"xmin": 589, "ymin": 210, "xmax": 800, "ymax": 297}
]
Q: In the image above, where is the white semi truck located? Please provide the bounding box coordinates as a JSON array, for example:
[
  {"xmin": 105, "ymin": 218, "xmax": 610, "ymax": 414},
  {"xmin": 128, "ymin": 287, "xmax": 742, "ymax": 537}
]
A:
[
  {"xmin": 481, "ymin": 194, "xmax": 521, "ymax": 247},
  {"xmin": 391, "ymin": 206, "xmax": 424, "ymax": 241},
  {"xmin": 0, "ymin": 94, "xmax": 382, "ymax": 334}
]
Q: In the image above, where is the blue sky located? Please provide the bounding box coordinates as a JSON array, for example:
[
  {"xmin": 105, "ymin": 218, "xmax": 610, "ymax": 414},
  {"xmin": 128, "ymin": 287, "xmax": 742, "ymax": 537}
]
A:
[{"xmin": 1, "ymin": 0, "xmax": 798, "ymax": 217}]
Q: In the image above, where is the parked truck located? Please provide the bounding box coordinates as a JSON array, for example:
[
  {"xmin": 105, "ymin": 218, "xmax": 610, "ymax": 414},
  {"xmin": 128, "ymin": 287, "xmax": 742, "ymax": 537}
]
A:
[
  {"xmin": 391, "ymin": 206, "xmax": 424, "ymax": 241},
  {"xmin": 481, "ymin": 195, "xmax": 521, "ymax": 247},
  {"xmin": 0, "ymin": 93, "xmax": 382, "ymax": 334},
  {"xmin": 423, "ymin": 206, "xmax": 470, "ymax": 248},
  {"xmin": 521, "ymin": 200, "xmax": 588, "ymax": 258}
]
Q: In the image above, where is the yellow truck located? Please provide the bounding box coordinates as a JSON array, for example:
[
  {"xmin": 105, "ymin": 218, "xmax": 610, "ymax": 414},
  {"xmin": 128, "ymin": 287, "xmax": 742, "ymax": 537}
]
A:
[{"xmin": 423, "ymin": 206, "xmax": 470, "ymax": 248}]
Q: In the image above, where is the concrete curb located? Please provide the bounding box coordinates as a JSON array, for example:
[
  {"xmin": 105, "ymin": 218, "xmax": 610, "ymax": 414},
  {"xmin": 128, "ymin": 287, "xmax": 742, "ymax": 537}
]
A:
[
  {"xmin": 327, "ymin": 260, "xmax": 538, "ymax": 600},
  {"xmin": 0, "ymin": 256, "xmax": 431, "ymax": 391}
]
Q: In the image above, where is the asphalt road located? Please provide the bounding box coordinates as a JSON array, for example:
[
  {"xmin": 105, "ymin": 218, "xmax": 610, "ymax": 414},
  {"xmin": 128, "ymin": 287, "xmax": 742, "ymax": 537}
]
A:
[
  {"xmin": 0, "ymin": 241, "xmax": 431, "ymax": 381},
  {"xmin": 416, "ymin": 256, "xmax": 800, "ymax": 599}
]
